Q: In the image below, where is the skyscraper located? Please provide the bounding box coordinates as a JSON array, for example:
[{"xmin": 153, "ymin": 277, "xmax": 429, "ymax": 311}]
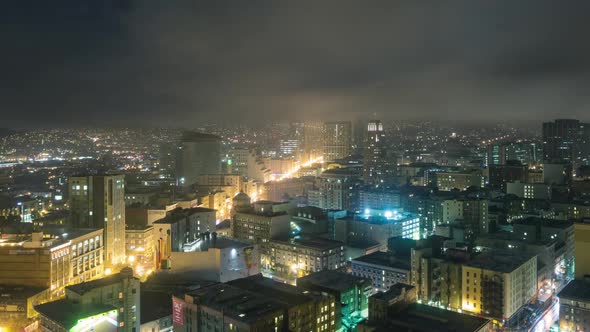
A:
[
  {"xmin": 543, "ymin": 119, "xmax": 590, "ymax": 165},
  {"xmin": 303, "ymin": 121, "xmax": 324, "ymax": 162},
  {"xmin": 176, "ymin": 131, "xmax": 221, "ymax": 187},
  {"xmin": 363, "ymin": 120, "xmax": 387, "ymax": 185},
  {"xmin": 323, "ymin": 121, "xmax": 352, "ymax": 161},
  {"xmin": 69, "ymin": 174, "xmax": 126, "ymax": 267}
]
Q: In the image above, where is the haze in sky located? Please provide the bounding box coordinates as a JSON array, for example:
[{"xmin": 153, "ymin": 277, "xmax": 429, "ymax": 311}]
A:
[{"xmin": 2, "ymin": 0, "xmax": 590, "ymax": 127}]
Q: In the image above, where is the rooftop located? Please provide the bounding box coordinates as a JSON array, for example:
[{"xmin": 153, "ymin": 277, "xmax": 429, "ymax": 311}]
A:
[
  {"xmin": 371, "ymin": 283, "xmax": 415, "ymax": 302},
  {"xmin": 465, "ymin": 251, "xmax": 535, "ymax": 273},
  {"xmin": 271, "ymin": 237, "xmax": 344, "ymax": 251},
  {"xmin": 355, "ymin": 209, "xmax": 419, "ymax": 225},
  {"xmin": 67, "ymin": 268, "xmax": 137, "ymax": 295},
  {"xmin": 186, "ymin": 284, "xmax": 284, "ymax": 323},
  {"xmin": 140, "ymin": 291, "xmax": 172, "ymax": 324},
  {"xmin": 558, "ymin": 279, "xmax": 590, "ymax": 302},
  {"xmin": 513, "ymin": 217, "xmax": 574, "ymax": 229},
  {"xmin": 228, "ymin": 274, "xmax": 325, "ymax": 306},
  {"xmin": 153, "ymin": 207, "xmax": 216, "ymax": 224},
  {"xmin": 297, "ymin": 270, "xmax": 369, "ymax": 292},
  {"xmin": 35, "ymin": 299, "xmax": 117, "ymax": 330},
  {"xmin": 196, "ymin": 236, "xmax": 252, "ymax": 251},
  {"xmin": 352, "ymin": 251, "xmax": 411, "ymax": 271},
  {"xmin": 376, "ymin": 303, "xmax": 491, "ymax": 332}
]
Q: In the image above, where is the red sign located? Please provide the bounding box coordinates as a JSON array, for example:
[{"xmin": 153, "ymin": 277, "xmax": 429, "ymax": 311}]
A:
[{"xmin": 172, "ymin": 296, "xmax": 184, "ymax": 326}]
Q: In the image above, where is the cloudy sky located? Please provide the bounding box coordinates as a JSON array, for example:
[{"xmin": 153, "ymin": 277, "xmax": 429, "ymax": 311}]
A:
[{"xmin": 2, "ymin": 0, "xmax": 590, "ymax": 128}]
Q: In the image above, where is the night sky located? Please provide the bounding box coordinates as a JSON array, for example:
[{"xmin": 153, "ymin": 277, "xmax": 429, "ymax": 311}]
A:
[{"xmin": 2, "ymin": 0, "xmax": 590, "ymax": 128}]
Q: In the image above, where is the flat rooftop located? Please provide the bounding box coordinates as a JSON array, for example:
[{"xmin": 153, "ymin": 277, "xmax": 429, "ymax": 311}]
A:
[
  {"xmin": 382, "ymin": 303, "xmax": 491, "ymax": 332},
  {"xmin": 465, "ymin": 251, "xmax": 535, "ymax": 273},
  {"xmin": 513, "ymin": 217, "xmax": 573, "ymax": 229},
  {"xmin": 352, "ymin": 251, "xmax": 411, "ymax": 271},
  {"xmin": 228, "ymin": 274, "xmax": 324, "ymax": 306},
  {"xmin": 271, "ymin": 237, "xmax": 344, "ymax": 251},
  {"xmin": 67, "ymin": 268, "xmax": 137, "ymax": 295},
  {"xmin": 558, "ymin": 279, "xmax": 590, "ymax": 302},
  {"xmin": 297, "ymin": 270, "xmax": 369, "ymax": 292},
  {"xmin": 197, "ymin": 236, "xmax": 252, "ymax": 251},
  {"xmin": 354, "ymin": 210, "xmax": 419, "ymax": 225},
  {"xmin": 186, "ymin": 284, "xmax": 284, "ymax": 323},
  {"xmin": 35, "ymin": 299, "xmax": 117, "ymax": 330},
  {"xmin": 153, "ymin": 207, "xmax": 216, "ymax": 224},
  {"xmin": 371, "ymin": 283, "xmax": 415, "ymax": 302}
]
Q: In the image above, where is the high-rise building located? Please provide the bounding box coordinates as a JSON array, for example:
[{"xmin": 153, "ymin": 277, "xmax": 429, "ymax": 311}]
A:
[
  {"xmin": 303, "ymin": 121, "xmax": 325, "ymax": 163},
  {"xmin": 69, "ymin": 174, "xmax": 126, "ymax": 268},
  {"xmin": 543, "ymin": 119, "xmax": 590, "ymax": 165},
  {"xmin": 323, "ymin": 121, "xmax": 352, "ymax": 161},
  {"xmin": 158, "ymin": 142, "xmax": 178, "ymax": 179},
  {"xmin": 558, "ymin": 279, "xmax": 590, "ymax": 332},
  {"xmin": 574, "ymin": 221, "xmax": 590, "ymax": 279},
  {"xmin": 176, "ymin": 132, "xmax": 221, "ymax": 187},
  {"xmin": 363, "ymin": 120, "xmax": 387, "ymax": 185}
]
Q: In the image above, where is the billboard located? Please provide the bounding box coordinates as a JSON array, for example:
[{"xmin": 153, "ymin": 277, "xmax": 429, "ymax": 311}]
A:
[{"xmin": 172, "ymin": 296, "xmax": 184, "ymax": 326}]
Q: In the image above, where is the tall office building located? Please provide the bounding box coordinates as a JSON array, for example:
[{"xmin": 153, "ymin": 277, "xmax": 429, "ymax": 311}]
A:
[
  {"xmin": 543, "ymin": 119, "xmax": 590, "ymax": 165},
  {"xmin": 69, "ymin": 174, "xmax": 126, "ymax": 267},
  {"xmin": 303, "ymin": 121, "xmax": 325, "ymax": 162},
  {"xmin": 323, "ymin": 121, "xmax": 352, "ymax": 161},
  {"xmin": 176, "ymin": 131, "xmax": 221, "ymax": 187},
  {"xmin": 363, "ymin": 120, "xmax": 387, "ymax": 185},
  {"xmin": 158, "ymin": 142, "xmax": 178, "ymax": 179}
]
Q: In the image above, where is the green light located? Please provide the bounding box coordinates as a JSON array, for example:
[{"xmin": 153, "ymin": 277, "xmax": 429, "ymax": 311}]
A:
[
  {"xmin": 227, "ymin": 159, "xmax": 233, "ymax": 165},
  {"xmin": 69, "ymin": 309, "xmax": 118, "ymax": 332}
]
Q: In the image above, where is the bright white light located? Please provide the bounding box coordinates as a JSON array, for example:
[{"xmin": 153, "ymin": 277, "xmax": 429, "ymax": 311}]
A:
[
  {"xmin": 384, "ymin": 211, "xmax": 393, "ymax": 218},
  {"xmin": 364, "ymin": 209, "xmax": 371, "ymax": 215}
]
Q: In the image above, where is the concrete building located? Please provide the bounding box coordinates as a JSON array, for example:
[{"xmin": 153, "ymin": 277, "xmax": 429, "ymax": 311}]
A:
[
  {"xmin": 434, "ymin": 170, "xmax": 485, "ymax": 191},
  {"xmin": 140, "ymin": 291, "xmax": 173, "ymax": 332},
  {"xmin": 125, "ymin": 225, "xmax": 156, "ymax": 277},
  {"xmin": 231, "ymin": 201, "xmax": 291, "ymax": 244},
  {"xmin": 69, "ymin": 174, "xmax": 126, "ymax": 267},
  {"xmin": 506, "ymin": 181, "xmax": 551, "ymax": 200},
  {"xmin": 176, "ymin": 132, "xmax": 221, "ymax": 187},
  {"xmin": 309, "ymin": 167, "xmax": 361, "ymax": 211},
  {"xmin": 558, "ymin": 278, "xmax": 590, "ymax": 332},
  {"xmin": 152, "ymin": 207, "xmax": 217, "ymax": 253},
  {"xmin": 488, "ymin": 161, "xmax": 528, "ymax": 190},
  {"xmin": 323, "ymin": 121, "xmax": 352, "ymax": 161},
  {"xmin": 351, "ymin": 251, "xmax": 411, "ymax": 292},
  {"xmin": 264, "ymin": 237, "xmax": 345, "ymax": 280},
  {"xmin": 174, "ymin": 274, "xmax": 337, "ymax": 332},
  {"xmin": 358, "ymin": 189, "xmax": 400, "ymax": 212},
  {"xmin": 461, "ymin": 251, "xmax": 537, "ymax": 321},
  {"xmin": 358, "ymin": 302, "xmax": 492, "ymax": 332},
  {"xmin": 333, "ymin": 211, "xmax": 420, "ymax": 249},
  {"xmin": 574, "ymin": 221, "xmax": 590, "ymax": 278},
  {"xmin": 298, "ymin": 270, "xmax": 371, "ymax": 330},
  {"xmin": 0, "ymin": 230, "xmax": 104, "ymax": 299},
  {"xmin": 543, "ymin": 119, "xmax": 590, "ymax": 165},
  {"xmin": 168, "ymin": 235, "xmax": 259, "ymax": 282},
  {"xmin": 36, "ymin": 267, "xmax": 140, "ymax": 332},
  {"xmin": 173, "ymin": 283, "xmax": 285, "ymax": 332}
]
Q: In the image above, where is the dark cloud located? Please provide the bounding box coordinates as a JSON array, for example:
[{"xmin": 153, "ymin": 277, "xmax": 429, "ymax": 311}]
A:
[{"xmin": 1, "ymin": 0, "xmax": 590, "ymax": 128}]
